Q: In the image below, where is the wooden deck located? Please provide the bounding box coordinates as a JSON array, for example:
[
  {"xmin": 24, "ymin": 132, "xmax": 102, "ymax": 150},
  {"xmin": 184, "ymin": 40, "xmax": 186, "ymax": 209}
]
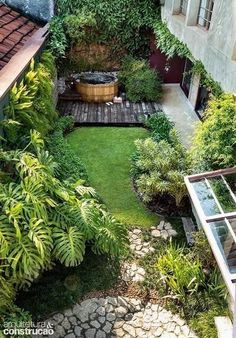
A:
[{"xmin": 57, "ymin": 99, "xmax": 162, "ymax": 126}]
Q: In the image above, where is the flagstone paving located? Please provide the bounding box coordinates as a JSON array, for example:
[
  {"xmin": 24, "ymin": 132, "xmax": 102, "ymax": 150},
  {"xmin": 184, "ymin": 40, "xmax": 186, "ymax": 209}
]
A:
[
  {"xmin": 129, "ymin": 221, "xmax": 178, "ymax": 257},
  {"xmin": 40, "ymin": 296, "xmax": 197, "ymax": 338},
  {"xmin": 36, "ymin": 223, "xmax": 197, "ymax": 338}
]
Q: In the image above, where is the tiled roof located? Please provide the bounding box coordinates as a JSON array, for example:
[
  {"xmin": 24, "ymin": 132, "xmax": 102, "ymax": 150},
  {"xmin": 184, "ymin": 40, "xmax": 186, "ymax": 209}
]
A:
[{"xmin": 0, "ymin": 4, "xmax": 42, "ymax": 70}]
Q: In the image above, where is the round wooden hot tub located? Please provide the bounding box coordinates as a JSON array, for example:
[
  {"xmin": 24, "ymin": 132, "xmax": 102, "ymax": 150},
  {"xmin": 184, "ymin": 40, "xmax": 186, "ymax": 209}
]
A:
[{"xmin": 75, "ymin": 73, "xmax": 118, "ymax": 103}]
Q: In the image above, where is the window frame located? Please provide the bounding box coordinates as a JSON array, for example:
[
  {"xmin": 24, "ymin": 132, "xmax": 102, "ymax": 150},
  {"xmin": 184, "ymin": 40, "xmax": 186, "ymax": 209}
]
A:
[
  {"xmin": 197, "ymin": 0, "xmax": 214, "ymax": 30},
  {"xmin": 185, "ymin": 167, "xmax": 236, "ymax": 300},
  {"xmin": 180, "ymin": 0, "xmax": 188, "ymax": 15}
]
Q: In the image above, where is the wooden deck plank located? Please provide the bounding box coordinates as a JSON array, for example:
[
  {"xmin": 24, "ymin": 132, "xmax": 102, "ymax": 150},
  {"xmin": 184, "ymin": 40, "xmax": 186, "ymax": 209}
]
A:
[
  {"xmin": 57, "ymin": 99, "xmax": 162, "ymax": 125},
  {"xmin": 108, "ymin": 103, "xmax": 113, "ymax": 124}
]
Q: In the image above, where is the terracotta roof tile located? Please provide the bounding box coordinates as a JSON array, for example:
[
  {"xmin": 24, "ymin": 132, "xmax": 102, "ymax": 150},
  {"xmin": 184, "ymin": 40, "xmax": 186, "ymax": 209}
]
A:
[{"xmin": 0, "ymin": 4, "xmax": 42, "ymax": 71}]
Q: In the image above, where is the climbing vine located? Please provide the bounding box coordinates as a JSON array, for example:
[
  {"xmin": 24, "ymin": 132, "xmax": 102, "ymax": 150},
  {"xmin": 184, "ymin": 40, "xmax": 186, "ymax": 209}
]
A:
[
  {"xmin": 153, "ymin": 21, "xmax": 191, "ymax": 59},
  {"xmin": 153, "ymin": 21, "xmax": 222, "ymax": 96},
  {"xmin": 50, "ymin": 0, "xmax": 161, "ymax": 60},
  {"xmin": 190, "ymin": 61, "xmax": 223, "ymax": 97}
]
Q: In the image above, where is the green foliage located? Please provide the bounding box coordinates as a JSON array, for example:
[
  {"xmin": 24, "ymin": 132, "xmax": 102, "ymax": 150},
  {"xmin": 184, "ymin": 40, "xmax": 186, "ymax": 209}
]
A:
[
  {"xmin": 0, "ymin": 273, "xmax": 15, "ymax": 311},
  {"xmin": 191, "ymin": 231, "xmax": 216, "ymax": 270},
  {"xmin": 132, "ymin": 111, "xmax": 188, "ymax": 209},
  {"xmin": 190, "ymin": 94, "xmax": 236, "ymax": 171},
  {"xmin": 156, "ymin": 243, "xmax": 205, "ymax": 302},
  {"xmin": 189, "ymin": 305, "xmax": 230, "ymax": 338},
  {"xmin": 145, "ymin": 112, "xmax": 174, "ymax": 143},
  {"xmin": 0, "ymin": 305, "xmax": 32, "ymax": 338},
  {"xmin": 151, "ymin": 239, "xmax": 229, "ymax": 337},
  {"xmin": 64, "ymin": 9, "xmax": 97, "ymax": 45},
  {"xmin": 119, "ymin": 57, "xmax": 162, "ymax": 102},
  {"xmin": 0, "ymin": 131, "xmax": 128, "ymax": 295},
  {"xmin": 53, "ymin": 226, "xmax": 85, "ymax": 267},
  {"xmin": 50, "ymin": 0, "xmax": 161, "ymax": 59},
  {"xmin": 48, "ymin": 17, "xmax": 68, "ymax": 57},
  {"xmin": 3, "ymin": 52, "xmax": 57, "ymax": 145},
  {"xmin": 190, "ymin": 61, "xmax": 222, "ymax": 97},
  {"xmin": 133, "ymin": 136, "xmax": 188, "ymax": 205},
  {"xmin": 156, "ymin": 243, "xmax": 227, "ymax": 305},
  {"xmin": 153, "ymin": 21, "xmax": 191, "ymax": 59},
  {"xmin": 47, "ymin": 117, "xmax": 87, "ymax": 181}
]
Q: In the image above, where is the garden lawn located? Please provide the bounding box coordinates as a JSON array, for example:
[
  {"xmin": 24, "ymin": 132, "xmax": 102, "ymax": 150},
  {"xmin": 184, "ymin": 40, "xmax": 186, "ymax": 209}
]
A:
[{"xmin": 67, "ymin": 127, "xmax": 159, "ymax": 227}]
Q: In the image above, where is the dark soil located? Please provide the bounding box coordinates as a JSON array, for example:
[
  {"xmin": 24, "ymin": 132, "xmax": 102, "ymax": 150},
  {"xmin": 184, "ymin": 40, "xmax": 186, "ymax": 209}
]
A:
[
  {"xmin": 132, "ymin": 179, "xmax": 192, "ymax": 217},
  {"xmin": 147, "ymin": 194, "xmax": 192, "ymax": 217}
]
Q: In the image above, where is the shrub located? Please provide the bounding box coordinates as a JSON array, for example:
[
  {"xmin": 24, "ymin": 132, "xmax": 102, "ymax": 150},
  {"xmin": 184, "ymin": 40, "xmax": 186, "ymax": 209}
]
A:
[
  {"xmin": 119, "ymin": 57, "xmax": 147, "ymax": 86},
  {"xmin": 190, "ymin": 94, "xmax": 236, "ymax": 171},
  {"xmin": 191, "ymin": 231, "xmax": 216, "ymax": 271},
  {"xmin": 119, "ymin": 57, "xmax": 162, "ymax": 102},
  {"xmin": 154, "ymin": 242, "xmax": 229, "ymax": 336},
  {"xmin": 47, "ymin": 116, "xmax": 87, "ymax": 181},
  {"xmin": 145, "ymin": 112, "xmax": 174, "ymax": 143},
  {"xmin": 132, "ymin": 135, "xmax": 188, "ymax": 205},
  {"xmin": 49, "ymin": 17, "xmax": 68, "ymax": 57}
]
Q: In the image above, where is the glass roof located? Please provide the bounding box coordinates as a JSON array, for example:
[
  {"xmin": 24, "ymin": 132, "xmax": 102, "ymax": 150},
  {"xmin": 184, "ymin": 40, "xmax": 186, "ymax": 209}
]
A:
[{"xmin": 185, "ymin": 168, "xmax": 236, "ymax": 297}]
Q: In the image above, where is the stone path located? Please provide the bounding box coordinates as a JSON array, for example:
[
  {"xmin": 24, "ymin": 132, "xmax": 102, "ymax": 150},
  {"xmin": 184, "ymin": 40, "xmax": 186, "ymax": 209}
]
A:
[
  {"xmin": 129, "ymin": 221, "xmax": 177, "ymax": 257},
  {"xmin": 121, "ymin": 262, "xmax": 146, "ymax": 283},
  {"xmin": 41, "ymin": 297, "xmax": 197, "ymax": 338},
  {"xmin": 150, "ymin": 220, "xmax": 178, "ymax": 239},
  {"xmin": 37, "ymin": 222, "xmax": 194, "ymax": 338},
  {"xmin": 129, "ymin": 228, "xmax": 155, "ymax": 258}
]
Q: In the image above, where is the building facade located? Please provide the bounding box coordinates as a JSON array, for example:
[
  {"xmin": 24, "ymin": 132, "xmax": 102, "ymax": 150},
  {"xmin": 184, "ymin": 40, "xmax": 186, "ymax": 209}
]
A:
[{"xmin": 161, "ymin": 0, "xmax": 236, "ymax": 111}]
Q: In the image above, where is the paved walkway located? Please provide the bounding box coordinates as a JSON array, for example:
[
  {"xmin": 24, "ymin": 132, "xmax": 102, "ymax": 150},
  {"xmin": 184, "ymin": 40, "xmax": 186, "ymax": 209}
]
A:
[
  {"xmin": 36, "ymin": 222, "xmax": 197, "ymax": 338},
  {"xmin": 40, "ymin": 297, "xmax": 197, "ymax": 338},
  {"xmin": 161, "ymin": 85, "xmax": 199, "ymax": 148}
]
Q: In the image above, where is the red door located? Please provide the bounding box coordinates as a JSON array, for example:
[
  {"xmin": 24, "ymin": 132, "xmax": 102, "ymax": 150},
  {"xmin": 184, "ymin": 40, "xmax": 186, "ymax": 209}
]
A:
[{"xmin": 149, "ymin": 37, "xmax": 185, "ymax": 83}]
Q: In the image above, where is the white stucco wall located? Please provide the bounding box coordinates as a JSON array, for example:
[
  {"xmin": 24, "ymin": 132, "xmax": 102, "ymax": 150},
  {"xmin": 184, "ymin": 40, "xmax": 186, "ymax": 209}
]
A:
[{"xmin": 162, "ymin": 0, "xmax": 236, "ymax": 93}]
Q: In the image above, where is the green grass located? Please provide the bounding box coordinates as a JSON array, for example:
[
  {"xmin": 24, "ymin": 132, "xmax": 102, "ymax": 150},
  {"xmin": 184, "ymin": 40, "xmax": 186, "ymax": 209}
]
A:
[{"xmin": 67, "ymin": 127, "xmax": 159, "ymax": 227}]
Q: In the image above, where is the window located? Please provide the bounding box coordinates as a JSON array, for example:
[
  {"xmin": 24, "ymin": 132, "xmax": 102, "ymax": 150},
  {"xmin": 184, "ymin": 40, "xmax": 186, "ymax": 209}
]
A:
[
  {"xmin": 197, "ymin": 0, "xmax": 214, "ymax": 29},
  {"xmin": 180, "ymin": 0, "xmax": 188, "ymax": 15},
  {"xmin": 185, "ymin": 167, "xmax": 236, "ymax": 298}
]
